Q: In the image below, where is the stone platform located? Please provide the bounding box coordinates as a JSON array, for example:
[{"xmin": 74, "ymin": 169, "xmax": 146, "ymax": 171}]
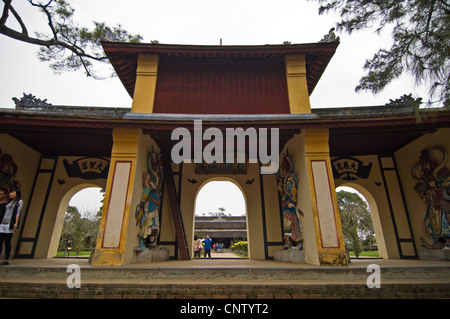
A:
[
  {"xmin": 135, "ymin": 248, "xmax": 169, "ymax": 263},
  {"xmin": 273, "ymin": 250, "xmax": 305, "ymax": 263},
  {"xmin": 419, "ymin": 249, "xmax": 450, "ymax": 261},
  {"xmin": 0, "ymin": 258, "xmax": 450, "ymax": 299}
]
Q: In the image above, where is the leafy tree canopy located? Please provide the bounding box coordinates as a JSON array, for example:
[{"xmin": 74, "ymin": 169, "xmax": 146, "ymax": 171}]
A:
[
  {"xmin": 312, "ymin": 0, "xmax": 450, "ymax": 108},
  {"xmin": 337, "ymin": 190, "xmax": 374, "ymax": 257},
  {"xmin": 0, "ymin": 0, "xmax": 143, "ymax": 78}
]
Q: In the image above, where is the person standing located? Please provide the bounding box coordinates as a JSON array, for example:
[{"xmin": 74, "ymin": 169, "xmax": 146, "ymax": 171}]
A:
[
  {"xmin": 63, "ymin": 239, "xmax": 72, "ymax": 257},
  {"xmin": 193, "ymin": 235, "xmax": 202, "ymax": 258},
  {"xmin": 0, "ymin": 188, "xmax": 23, "ymax": 265},
  {"xmin": 202, "ymin": 234, "xmax": 212, "ymax": 258}
]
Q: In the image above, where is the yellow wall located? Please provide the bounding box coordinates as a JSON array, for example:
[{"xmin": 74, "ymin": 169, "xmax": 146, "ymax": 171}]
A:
[
  {"xmin": 395, "ymin": 128, "xmax": 450, "ymax": 259},
  {"xmin": 0, "ymin": 134, "xmax": 110, "ymax": 259},
  {"xmin": 332, "ymin": 128, "xmax": 450, "ymax": 260},
  {"xmin": 334, "ymin": 155, "xmax": 399, "ymax": 259},
  {"xmin": 37, "ymin": 156, "xmax": 106, "ymax": 258},
  {"xmin": 282, "ymin": 129, "xmax": 347, "ymax": 265},
  {"xmin": 0, "ymin": 134, "xmax": 40, "ymax": 258}
]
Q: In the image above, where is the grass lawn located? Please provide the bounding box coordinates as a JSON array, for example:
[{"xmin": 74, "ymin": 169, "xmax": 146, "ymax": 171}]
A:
[
  {"xmin": 349, "ymin": 251, "xmax": 380, "ymax": 257},
  {"xmin": 55, "ymin": 250, "xmax": 91, "ymax": 257}
]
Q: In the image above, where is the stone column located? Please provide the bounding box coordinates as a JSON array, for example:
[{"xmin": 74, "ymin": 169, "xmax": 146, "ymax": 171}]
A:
[
  {"xmin": 285, "ymin": 54, "xmax": 311, "ymax": 114},
  {"xmin": 131, "ymin": 54, "xmax": 159, "ymax": 113},
  {"xmin": 91, "ymin": 128, "xmax": 140, "ymax": 266},
  {"xmin": 303, "ymin": 128, "xmax": 347, "ymax": 265}
]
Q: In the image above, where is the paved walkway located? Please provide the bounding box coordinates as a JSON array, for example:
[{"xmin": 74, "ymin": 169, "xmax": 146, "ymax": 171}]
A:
[
  {"xmin": 193, "ymin": 251, "xmax": 243, "ymax": 259},
  {"xmin": 5, "ymin": 254, "xmax": 450, "ymax": 269},
  {"xmin": 2, "ymin": 255, "xmax": 450, "ymax": 299}
]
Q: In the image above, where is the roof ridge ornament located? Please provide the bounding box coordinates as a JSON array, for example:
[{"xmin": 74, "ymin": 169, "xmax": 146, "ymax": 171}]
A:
[
  {"xmin": 320, "ymin": 28, "xmax": 340, "ymax": 43},
  {"xmin": 12, "ymin": 93, "xmax": 52, "ymax": 109}
]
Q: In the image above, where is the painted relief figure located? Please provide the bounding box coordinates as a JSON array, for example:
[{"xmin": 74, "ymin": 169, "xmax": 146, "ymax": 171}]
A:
[
  {"xmin": 0, "ymin": 150, "xmax": 20, "ymax": 191},
  {"xmin": 412, "ymin": 147, "xmax": 450, "ymax": 249},
  {"xmin": 135, "ymin": 147, "xmax": 164, "ymax": 251},
  {"xmin": 277, "ymin": 150, "xmax": 303, "ymax": 250}
]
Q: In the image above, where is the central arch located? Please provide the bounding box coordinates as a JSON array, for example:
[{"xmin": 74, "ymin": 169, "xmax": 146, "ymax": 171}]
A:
[{"xmin": 193, "ymin": 178, "xmax": 249, "ymax": 258}]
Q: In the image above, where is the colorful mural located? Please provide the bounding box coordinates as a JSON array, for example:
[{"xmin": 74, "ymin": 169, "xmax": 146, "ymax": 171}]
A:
[
  {"xmin": 277, "ymin": 150, "xmax": 303, "ymax": 250},
  {"xmin": 412, "ymin": 147, "xmax": 450, "ymax": 249},
  {"xmin": 135, "ymin": 148, "xmax": 164, "ymax": 251}
]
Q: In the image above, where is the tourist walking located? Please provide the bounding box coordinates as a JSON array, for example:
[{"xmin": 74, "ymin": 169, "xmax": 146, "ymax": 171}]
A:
[
  {"xmin": 202, "ymin": 234, "xmax": 212, "ymax": 258},
  {"xmin": 0, "ymin": 188, "xmax": 23, "ymax": 265},
  {"xmin": 63, "ymin": 239, "xmax": 72, "ymax": 257}
]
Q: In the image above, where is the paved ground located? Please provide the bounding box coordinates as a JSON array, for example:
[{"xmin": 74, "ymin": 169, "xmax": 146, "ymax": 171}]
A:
[
  {"xmin": 5, "ymin": 253, "xmax": 450, "ymax": 269},
  {"xmin": 1, "ymin": 253, "xmax": 450, "ymax": 299}
]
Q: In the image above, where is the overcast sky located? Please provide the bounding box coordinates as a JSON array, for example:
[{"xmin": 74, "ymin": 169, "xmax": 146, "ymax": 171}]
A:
[
  {"xmin": 1, "ymin": 0, "xmax": 427, "ymax": 109},
  {"xmin": 1, "ymin": 0, "xmax": 425, "ymax": 215}
]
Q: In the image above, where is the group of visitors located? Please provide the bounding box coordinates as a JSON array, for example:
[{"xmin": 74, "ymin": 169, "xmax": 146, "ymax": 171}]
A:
[
  {"xmin": 193, "ymin": 235, "xmax": 229, "ymax": 258},
  {"xmin": 213, "ymin": 243, "xmax": 225, "ymax": 253},
  {"xmin": 193, "ymin": 234, "xmax": 213, "ymax": 258}
]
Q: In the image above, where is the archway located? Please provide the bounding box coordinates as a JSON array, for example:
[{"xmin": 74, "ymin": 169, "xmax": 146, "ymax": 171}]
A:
[
  {"xmin": 47, "ymin": 185, "xmax": 104, "ymax": 258},
  {"xmin": 336, "ymin": 184, "xmax": 388, "ymax": 259},
  {"xmin": 193, "ymin": 179, "xmax": 248, "ymax": 259}
]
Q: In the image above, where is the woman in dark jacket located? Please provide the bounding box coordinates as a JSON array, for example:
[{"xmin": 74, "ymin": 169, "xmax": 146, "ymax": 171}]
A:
[{"xmin": 0, "ymin": 188, "xmax": 23, "ymax": 265}]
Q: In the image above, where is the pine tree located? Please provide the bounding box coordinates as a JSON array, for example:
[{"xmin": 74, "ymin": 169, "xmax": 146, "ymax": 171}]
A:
[{"xmin": 313, "ymin": 0, "xmax": 450, "ymax": 108}]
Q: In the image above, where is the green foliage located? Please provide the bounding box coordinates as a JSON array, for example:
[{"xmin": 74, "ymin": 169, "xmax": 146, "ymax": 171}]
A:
[
  {"xmin": 0, "ymin": 0, "xmax": 143, "ymax": 78},
  {"xmin": 58, "ymin": 205, "xmax": 100, "ymax": 255},
  {"xmin": 337, "ymin": 190, "xmax": 375, "ymax": 257},
  {"xmin": 385, "ymin": 94, "xmax": 423, "ymax": 108},
  {"xmin": 313, "ymin": 0, "xmax": 450, "ymax": 108},
  {"xmin": 35, "ymin": 0, "xmax": 143, "ymax": 78}
]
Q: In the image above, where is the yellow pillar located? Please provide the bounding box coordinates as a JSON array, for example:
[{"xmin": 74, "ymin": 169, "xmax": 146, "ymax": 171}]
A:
[
  {"xmin": 131, "ymin": 54, "xmax": 159, "ymax": 113},
  {"xmin": 285, "ymin": 54, "xmax": 311, "ymax": 114},
  {"xmin": 304, "ymin": 128, "xmax": 347, "ymax": 265},
  {"xmin": 92, "ymin": 128, "xmax": 140, "ymax": 266}
]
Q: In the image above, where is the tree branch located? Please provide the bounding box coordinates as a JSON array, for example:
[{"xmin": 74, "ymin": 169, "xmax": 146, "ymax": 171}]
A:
[
  {"xmin": 30, "ymin": 0, "xmax": 58, "ymax": 40},
  {"xmin": 0, "ymin": 23, "xmax": 107, "ymax": 61},
  {"xmin": 0, "ymin": 0, "xmax": 12, "ymax": 26},
  {"xmin": 9, "ymin": 4, "xmax": 27, "ymax": 35}
]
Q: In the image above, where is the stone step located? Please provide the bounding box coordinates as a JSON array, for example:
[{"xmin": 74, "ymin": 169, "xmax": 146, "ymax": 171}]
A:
[
  {"xmin": 1, "ymin": 259, "xmax": 450, "ymax": 299},
  {"xmin": 0, "ymin": 278, "xmax": 450, "ymax": 299},
  {"xmin": 1, "ymin": 263, "xmax": 450, "ymax": 282}
]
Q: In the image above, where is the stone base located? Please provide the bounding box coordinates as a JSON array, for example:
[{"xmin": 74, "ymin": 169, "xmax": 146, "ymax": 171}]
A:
[
  {"xmin": 419, "ymin": 248, "xmax": 450, "ymax": 261},
  {"xmin": 135, "ymin": 248, "xmax": 169, "ymax": 263},
  {"xmin": 274, "ymin": 249, "xmax": 305, "ymax": 263}
]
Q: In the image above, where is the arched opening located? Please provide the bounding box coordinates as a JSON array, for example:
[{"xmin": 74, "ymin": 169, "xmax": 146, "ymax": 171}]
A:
[
  {"xmin": 193, "ymin": 179, "xmax": 248, "ymax": 259},
  {"xmin": 336, "ymin": 184, "xmax": 387, "ymax": 259},
  {"xmin": 47, "ymin": 185, "xmax": 104, "ymax": 258}
]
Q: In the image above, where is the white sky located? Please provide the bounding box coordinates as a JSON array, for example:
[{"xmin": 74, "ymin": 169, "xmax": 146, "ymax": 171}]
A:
[
  {"xmin": 1, "ymin": 0, "xmax": 423, "ymax": 213},
  {"xmin": 195, "ymin": 181, "xmax": 246, "ymax": 216}
]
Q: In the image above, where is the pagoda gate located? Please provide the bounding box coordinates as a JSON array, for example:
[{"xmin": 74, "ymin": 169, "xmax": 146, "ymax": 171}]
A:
[
  {"xmin": 1, "ymin": 40, "xmax": 450, "ymax": 267},
  {"xmin": 90, "ymin": 40, "xmax": 347, "ymax": 266}
]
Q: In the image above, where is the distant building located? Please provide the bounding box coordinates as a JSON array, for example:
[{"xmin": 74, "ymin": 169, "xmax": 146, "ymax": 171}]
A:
[{"xmin": 194, "ymin": 216, "xmax": 247, "ymax": 248}]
